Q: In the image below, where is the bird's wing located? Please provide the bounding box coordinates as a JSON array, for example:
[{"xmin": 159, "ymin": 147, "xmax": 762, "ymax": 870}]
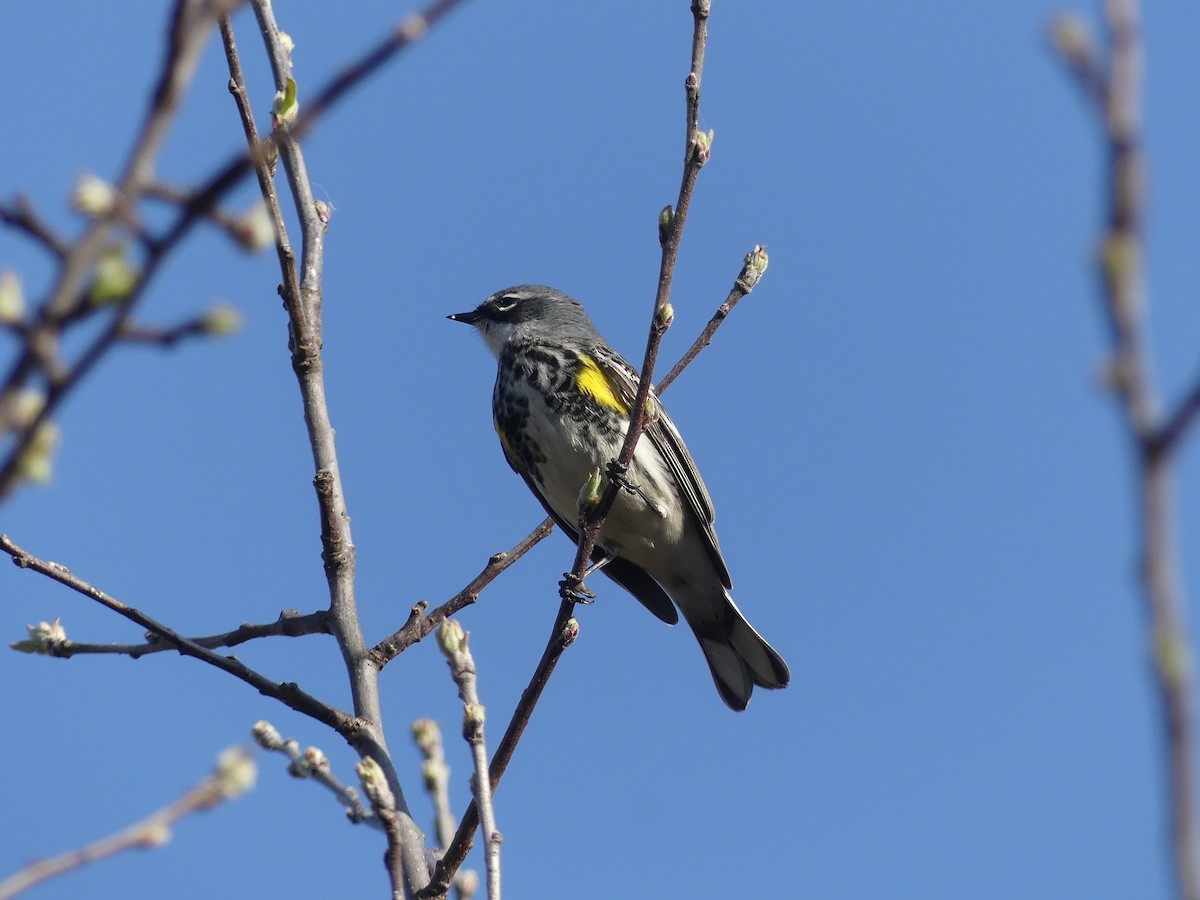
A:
[
  {"xmin": 589, "ymin": 346, "xmax": 733, "ymax": 590},
  {"xmin": 493, "ymin": 409, "xmax": 679, "ymax": 624}
]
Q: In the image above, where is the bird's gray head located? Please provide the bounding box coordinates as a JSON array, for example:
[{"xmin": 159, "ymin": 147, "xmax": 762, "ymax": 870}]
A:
[{"xmin": 448, "ymin": 285, "xmax": 598, "ymax": 358}]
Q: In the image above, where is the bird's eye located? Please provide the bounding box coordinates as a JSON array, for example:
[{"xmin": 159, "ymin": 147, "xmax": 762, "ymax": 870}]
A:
[{"xmin": 492, "ymin": 295, "xmax": 521, "ymax": 313}]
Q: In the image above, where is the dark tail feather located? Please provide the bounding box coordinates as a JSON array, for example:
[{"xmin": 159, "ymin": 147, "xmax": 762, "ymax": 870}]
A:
[{"xmin": 688, "ymin": 592, "xmax": 790, "ymax": 711}]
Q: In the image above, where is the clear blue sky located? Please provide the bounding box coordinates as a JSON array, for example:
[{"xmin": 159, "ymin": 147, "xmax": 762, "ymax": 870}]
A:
[{"xmin": 4, "ymin": 1, "xmax": 1200, "ymax": 898}]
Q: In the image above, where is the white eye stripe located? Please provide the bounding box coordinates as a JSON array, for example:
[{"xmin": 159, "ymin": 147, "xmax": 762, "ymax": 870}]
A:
[{"xmin": 491, "ymin": 295, "xmax": 521, "ymax": 313}]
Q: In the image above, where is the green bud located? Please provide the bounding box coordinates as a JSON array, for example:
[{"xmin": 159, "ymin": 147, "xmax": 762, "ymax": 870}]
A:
[
  {"xmin": 737, "ymin": 244, "xmax": 770, "ymax": 293},
  {"xmin": 313, "ymin": 199, "xmax": 332, "ymax": 224},
  {"xmin": 578, "ymin": 467, "xmax": 604, "ymax": 511},
  {"xmin": 457, "ymin": 870, "xmax": 480, "ymax": 898},
  {"xmin": 0, "ymin": 270, "xmax": 25, "ymax": 324},
  {"xmin": 745, "ymin": 244, "xmax": 769, "ymax": 276},
  {"xmin": 72, "ymin": 172, "xmax": 116, "ymax": 218},
  {"xmin": 88, "ymin": 246, "xmax": 140, "ymax": 305},
  {"xmin": 140, "ymin": 823, "xmax": 173, "ymax": 847},
  {"xmin": 11, "ymin": 617, "xmax": 67, "ymax": 654},
  {"xmin": 202, "ymin": 304, "xmax": 243, "ymax": 337},
  {"xmin": 261, "ymin": 138, "xmax": 280, "ymax": 171},
  {"xmin": 303, "ymin": 746, "xmax": 328, "ymax": 771},
  {"xmin": 233, "ymin": 204, "xmax": 274, "ymax": 253},
  {"xmin": 214, "ymin": 746, "xmax": 258, "ymax": 800},
  {"xmin": 1100, "ymin": 231, "xmax": 1139, "ymax": 286},
  {"xmin": 1156, "ymin": 631, "xmax": 1193, "ymax": 683},
  {"xmin": 11, "ymin": 388, "xmax": 46, "ymax": 428},
  {"xmin": 273, "ymin": 77, "xmax": 299, "ymax": 127},
  {"xmin": 16, "ymin": 420, "xmax": 60, "ymax": 485},
  {"xmin": 658, "ymin": 205, "xmax": 675, "ymax": 245},
  {"xmin": 400, "ymin": 13, "xmax": 430, "ymax": 40},
  {"xmin": 437, "ymin": 618, "xmax": 466, "ymax": 657},
  {"xmin": 411, "ymin": 717, "xmax": 441, "ymax": 756},
  {"xmin": 655, "ymin": 301, "xmax": 674, "ymax": 329},
  {"xmin": 463, "ymin": 702, "xmax": 486, "ymax": 740},
  {"xmin": 251, "ymin": 720, "xmax": 283, "ymax": 751},
  {"xmin": 1047, "ymin": 13, "xmax": 1093, "ymax": 67},
  {"xmin": 356, "ymin": 756, "xmax": 396, "ymax": 811}
]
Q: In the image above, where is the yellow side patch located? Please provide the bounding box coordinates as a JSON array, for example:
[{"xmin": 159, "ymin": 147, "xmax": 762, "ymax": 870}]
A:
[
  {"xmin": 494, "ymin": 416, "xmax": 515, "ymax": 455},
  {"xmin": 575, "ymin": 355, "xmax": 629, "ymax": 414}
]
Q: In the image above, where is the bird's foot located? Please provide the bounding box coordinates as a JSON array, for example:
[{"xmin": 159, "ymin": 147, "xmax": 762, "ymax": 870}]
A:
[{"xmin": 559, "ymin": 572, "xmax": 597, "ymax": 604}]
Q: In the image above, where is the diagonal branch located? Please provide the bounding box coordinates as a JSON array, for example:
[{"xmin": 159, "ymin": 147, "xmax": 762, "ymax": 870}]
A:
[
  {"xmin": 1, "ymin": 535, "xmax": 355, "ymax": 735},
  {"xmin": 373, "ymin": 518, "xmax": 556, "ymax": 666},
  {"xmin": 0, "ymin": 746, "xmax": 255, "ymax": 900},
  {"xmin": 423, "ymin": 4, "xmax": 717, "ymax": 895}
]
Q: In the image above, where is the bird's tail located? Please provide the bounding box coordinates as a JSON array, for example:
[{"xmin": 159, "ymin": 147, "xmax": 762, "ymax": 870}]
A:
[{"xmin": 682, "ymin": 589, "xmax": 790, "ymax": 711}]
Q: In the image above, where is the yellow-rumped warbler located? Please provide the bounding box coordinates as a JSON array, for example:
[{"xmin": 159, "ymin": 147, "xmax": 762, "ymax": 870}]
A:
[{"xmin": 450, "ymin": 285, "xmax": 790, "ymax": 710}]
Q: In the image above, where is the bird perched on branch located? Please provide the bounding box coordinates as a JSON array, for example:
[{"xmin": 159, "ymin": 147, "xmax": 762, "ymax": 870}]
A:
[{"xmin": 449, "ymin": 285, "xmax": 789, "ymax": 710}]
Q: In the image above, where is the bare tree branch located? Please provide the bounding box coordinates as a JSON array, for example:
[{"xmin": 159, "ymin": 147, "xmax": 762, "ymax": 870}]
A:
[
  {"xmin": 252, "ymin": 720, "xmax": 381, "ymax": 829},
  {"xmin": 656, "ymin": 244, "xmax": 768, "ymax": 394},
  {"xmin": 1051, "ymin": 3, "xmax": 1200, "ymax": 898},
  {"xmin": 0, "ymin": 196, "xmax": 68, "ymax": 260},
  {"xmin": 373, "ymin": 518, "xmax": 556, "ymax": 666},
  {"xmin": 21, "ymin": 609, "xmax": 331, "ymax": 660},
  {"xmin": 437, "ymin": 622, "xmax": 501, "ymax": 900},
  {"xmin": 0, "ymin": 747, "xmax": 255, "ymax": 900},
  {"xmin": 1, "ymin": 534, "xmax": 355, "ymax": 735},
  {"xmin": 0, "ymin": 0, "xmax": 470, "ymax": 503}
]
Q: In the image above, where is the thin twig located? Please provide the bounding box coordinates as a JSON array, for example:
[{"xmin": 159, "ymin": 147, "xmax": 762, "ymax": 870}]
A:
[
  {"xmin": 412, "ymin": 719, "xmax": 459, "ymax": 851},
  {"xmin": 437, "ymin": 623, "xmax": 501, "ymax": 900},
  {"xmin": 1051, "ymin": 3, "xmax": 1200, "ymax": 898},
  {"xmin": 373, "ymin": 518, "xmax": 556, "ymax": 665},
  {"xmin": 0, "ymin": 0, "xmax": 223, "ymax": 498},
  {"xmin": 0, "ymin": 746, "xmax": 255, "ymax": 900},
  {"xmin": 656, "ymin": 244, "xmax": 768, "ymax": 393},
  {"xmin": 0, "ymin": 196, "xmax": 68, "ymax": 260},
  {"xmin": 1, "ymin": 534, "xmax": 355, "ymax": 735},
  {"xmin": 29, "ymin": 609, "xmax": 331, "ymax": 659},
  {"xmin": 0, "ymin": 0, "xmax": 469, "ymax": 502},
  {"xmin": 412, "ymin": 720, "xmax": 480, "ymax": 900},
  {"xmin": 251, "ymin": 720, "xmax": 380, "ymax": 829}
]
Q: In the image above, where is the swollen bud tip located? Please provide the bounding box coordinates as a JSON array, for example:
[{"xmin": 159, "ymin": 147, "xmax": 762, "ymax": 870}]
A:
[
  {"xmin": 88, "ymin": 246, "xmax": 140, "ymax": 306},
  {"xmin": 233, "ymin": 204, "xmax": 274, "ymax": 253},
  {"xmin": 272, "ymin": 77, "xmax": 299, "ymax": 127},
  {"xmin": 214, "ymin": 746, "xmax": 258, "ymax": 800},
  {"xmin": 578, "ymin": 467, "xmax": 604, "ymax": 511},
  {"xmin": 411, "ymin": 717, "xmax": 441, "ymax": 756},
  {"xmin": 12, "ymin": 617, "xmax": 67, "ymax": 654},
  {"xmin": 251, "ymin": 720, "xmax": 283, "ymax": 751},
  {"xmin": 658, "ymin": 205, "xmax": 675, "ymax": 245},
  {"xmin": 72, "ymin": 173, "xmax": 116, "ymax": 218},
  {"xmin": 0, "ymin": 270, "xmax": 25, "ymax": 324},
  {"xmin": 1048, "ymin": 13, "xmax": 1093, "ymax": 66},
  {"xmin": 437, "ymin": 618, "xmax": 466, "ymax": 657}
]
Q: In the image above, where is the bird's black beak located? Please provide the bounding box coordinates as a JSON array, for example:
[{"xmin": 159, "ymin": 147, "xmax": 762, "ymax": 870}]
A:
[{"xmin": 448, "ymin": 310, "xmax": 481, "ymax": 325}]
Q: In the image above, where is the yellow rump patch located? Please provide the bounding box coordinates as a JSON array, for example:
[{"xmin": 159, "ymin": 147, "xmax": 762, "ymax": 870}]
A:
[{"xmin": 575, "ymin": 355, "xmax": 629, "ymax": 414}]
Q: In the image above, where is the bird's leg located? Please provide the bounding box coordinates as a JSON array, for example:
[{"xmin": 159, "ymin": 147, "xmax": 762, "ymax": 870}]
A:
[
  {"xmin": 582, "ymin": 550, "xmax": 615, "ymax": 579},
  {"xmin": 605, "ymin": 460, "xmax": 666, "ymax": 518}
]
